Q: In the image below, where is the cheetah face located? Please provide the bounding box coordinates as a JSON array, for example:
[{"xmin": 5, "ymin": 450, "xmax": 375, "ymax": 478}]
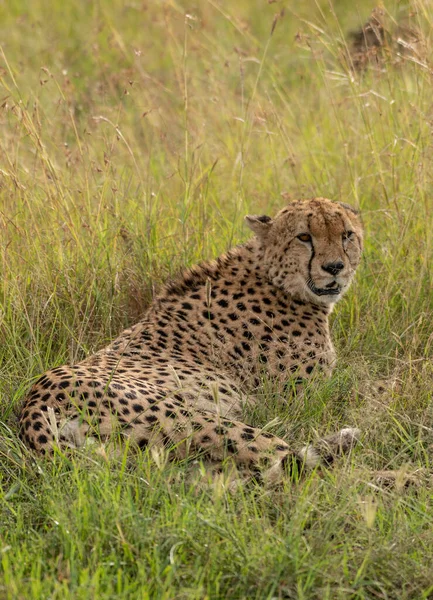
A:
[{"xmin": 245, "ymin": 198, "xmax": 363, "ymax": 306}]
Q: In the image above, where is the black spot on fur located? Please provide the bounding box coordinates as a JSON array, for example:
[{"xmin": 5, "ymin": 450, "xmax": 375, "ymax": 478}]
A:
[
  {"xmin": 214, "ymin": 426, "xmax": 227, "ymax": 435},
  {"xmin": 225, "ymin": 439, "xmax": 238, "ymax": 453}
]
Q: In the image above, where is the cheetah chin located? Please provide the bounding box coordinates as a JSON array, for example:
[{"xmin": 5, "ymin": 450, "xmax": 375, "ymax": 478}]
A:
[{"xmin": 307, "ymin": 280, "xmax": 341, "ymax": 297}]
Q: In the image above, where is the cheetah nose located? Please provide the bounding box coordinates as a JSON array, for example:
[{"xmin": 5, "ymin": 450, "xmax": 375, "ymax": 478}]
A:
[{"xmin": 322, "ymin": 261, "xmax": 344, "ymax": 276}]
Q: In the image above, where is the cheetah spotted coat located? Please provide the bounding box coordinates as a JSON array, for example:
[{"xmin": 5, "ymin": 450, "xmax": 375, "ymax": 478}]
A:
[{"xmin": 19, "ymin": 198, "xmax": 364, "ymax": 483}]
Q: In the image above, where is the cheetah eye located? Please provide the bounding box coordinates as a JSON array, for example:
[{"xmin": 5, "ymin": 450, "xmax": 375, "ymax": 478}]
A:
[
  {"xmin": 342, "ymin": 231, "xmax": 354, "ymax": 241},
  {"xmin": 297, "ymin": 233, "xmax": 312, "ymax": 243}
]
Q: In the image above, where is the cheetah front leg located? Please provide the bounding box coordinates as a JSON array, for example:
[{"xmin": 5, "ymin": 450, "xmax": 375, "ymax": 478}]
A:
[{"xmin": 126, "ymin": 401, "xmax": 359, "ymax": 485}]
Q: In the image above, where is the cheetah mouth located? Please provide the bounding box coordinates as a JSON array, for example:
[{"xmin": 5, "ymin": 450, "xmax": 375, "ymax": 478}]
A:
[{"xmin": 308, "ymin": 281, "xmax": 341, "ymax": 297}]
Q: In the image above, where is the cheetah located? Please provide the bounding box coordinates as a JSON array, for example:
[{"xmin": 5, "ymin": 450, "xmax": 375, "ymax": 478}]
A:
[{"xmin": 18, "ymin": 197, "xmax": 364, "ymax": 484}]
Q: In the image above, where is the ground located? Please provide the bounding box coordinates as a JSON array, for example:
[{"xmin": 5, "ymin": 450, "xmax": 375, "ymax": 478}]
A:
[{"xmin": 1, "ymin": 0, "xmax": 433, "ymax": 598}]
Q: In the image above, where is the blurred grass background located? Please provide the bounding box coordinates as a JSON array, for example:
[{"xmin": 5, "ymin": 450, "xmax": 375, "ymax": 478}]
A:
[{"xmin": 1, "ymin": 0, "xmax": 433, "ymax": 597}]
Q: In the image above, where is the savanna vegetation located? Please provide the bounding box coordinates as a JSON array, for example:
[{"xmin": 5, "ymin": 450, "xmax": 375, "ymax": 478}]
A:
[{"xmin": 1, "ymin": 0, "xmax": 433, "ymax": 597}]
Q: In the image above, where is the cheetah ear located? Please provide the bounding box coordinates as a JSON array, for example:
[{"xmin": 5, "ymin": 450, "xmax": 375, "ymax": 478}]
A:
[
  {"xmin": 245, "ymin": 214, "xmax": 273, "ymax": 238},
  {"xmin": 336, "ymin": 201, "xmax": 359, "ymax": 216}
]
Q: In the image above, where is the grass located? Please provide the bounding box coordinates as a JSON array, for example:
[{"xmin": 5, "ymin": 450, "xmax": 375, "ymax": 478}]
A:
[{"xmin": 1, "ymin": 0, "xmax": 433, "ymax": 597}]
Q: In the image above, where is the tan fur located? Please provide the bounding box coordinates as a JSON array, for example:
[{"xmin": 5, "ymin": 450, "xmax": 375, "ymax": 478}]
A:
[{"xmin": 18, "ymin": 198, "xmax": 363, "ymax": 482}]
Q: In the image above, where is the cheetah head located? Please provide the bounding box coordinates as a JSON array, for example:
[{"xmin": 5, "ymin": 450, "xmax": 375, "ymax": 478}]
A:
[{"xmin": 245, "ymin": 197, "xmax": 363, "ymax": 306}]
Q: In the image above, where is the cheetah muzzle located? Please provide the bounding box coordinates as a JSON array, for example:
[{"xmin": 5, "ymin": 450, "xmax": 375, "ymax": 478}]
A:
[
  {"xmin": 18, "ymin": 197, "xmax": 364, "ymax": 485},
  {"xmin": 307, "ymin": 280, "xmax": 341, "ymax": 297}
]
